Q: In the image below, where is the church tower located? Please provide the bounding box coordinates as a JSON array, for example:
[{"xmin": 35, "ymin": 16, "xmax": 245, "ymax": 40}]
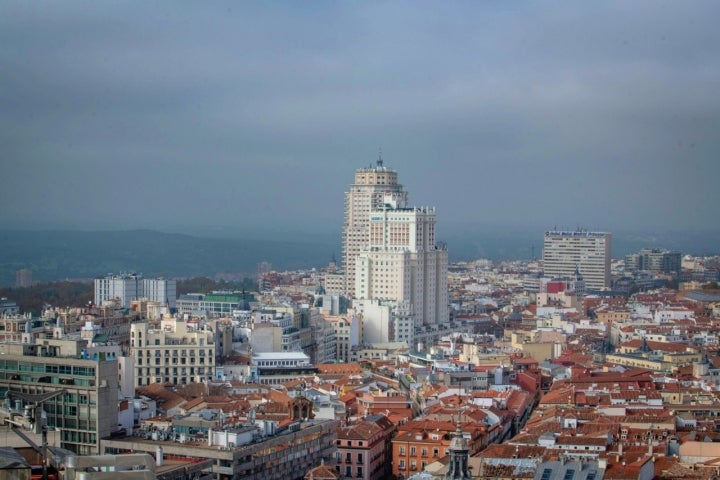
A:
[{"xmin": 444, "ymin": 415, "xmax": 471, "ymax": 480}]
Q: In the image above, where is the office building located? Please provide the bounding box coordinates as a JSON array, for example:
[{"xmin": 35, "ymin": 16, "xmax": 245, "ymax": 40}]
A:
[
  {"xmin": 625, "ymin": 248, "xmax": 681, "ymax": 274},
  {"xmin": 341, "ymin": 156, "xmax": 449, "ymax": 343},
  {"xmin": 342, "ymin": 156, "xmax": 408, "ymax": 297},
  {"xmin": 542, "ymin": 230, "xmax": 612, "ymax": 290},
  {"xmin": 355, "ymin": 201, "xmax": 448, "ymax": 327},
  {"xmin": 142, "ymin": 278, "xmax": 177, "ymax": 308},
  {"xmin": 0, "ymin": 336, "xmax": 119, "ymax": 455},
  {"xmin": 176, "ymin": 291, "xmax": 253, "ymax": 318},
  {"xmin": 94, "ymin": 274, "xmax": 176, "ymax": 309}
]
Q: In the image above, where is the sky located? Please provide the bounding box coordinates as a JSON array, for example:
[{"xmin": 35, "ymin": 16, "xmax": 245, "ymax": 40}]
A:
[{"xmin": 1, "ymin": 1, "xmax": 719, "ymax": 239}]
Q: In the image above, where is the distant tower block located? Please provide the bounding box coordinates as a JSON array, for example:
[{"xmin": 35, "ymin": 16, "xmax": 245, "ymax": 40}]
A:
[
  {"xmin": 15, "ymin": 269, "xmax": 32, "ymax": 288},
  {"xmin": 542, "ymin": 230, "xmax": 611, "ymax": 290}
]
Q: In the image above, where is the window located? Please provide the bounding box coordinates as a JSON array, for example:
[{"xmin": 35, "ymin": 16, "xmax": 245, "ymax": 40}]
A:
[
  {"xmin": 356, "ymin": 467, "xmax": 363, "ymax": 477},
  {"xmin": 410, "ymin": 447, "xmax": 416, "ymax": 456},
  {"xmin": 399, "ymin": 446, "xmax": 405, "ymax": 456},
  {"xmin": 357, "ymin": 453, "xmax": 363, "ymax": 463}
]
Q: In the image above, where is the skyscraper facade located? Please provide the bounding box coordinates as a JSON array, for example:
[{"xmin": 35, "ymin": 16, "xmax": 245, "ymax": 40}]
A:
[
  {"xmin": 342, "ymin": 157, "xmax": 448, "ymax": 341},
  {"xmin": 542, "ymin": 230, "xmax": 612, "ymax": 290},
  {"xmin": 342, "ymin": 157, "xmax": 407, "ymax": 297}
]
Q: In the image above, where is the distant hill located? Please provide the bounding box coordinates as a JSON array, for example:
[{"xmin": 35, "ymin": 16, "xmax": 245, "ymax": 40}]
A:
[
  {"xmin": 1, "ymin": 227, "xmax": 718, "ymax": 288},
  {"xmin": 0, "ymin": 229, "xmax": 336, "ymax": 287}
]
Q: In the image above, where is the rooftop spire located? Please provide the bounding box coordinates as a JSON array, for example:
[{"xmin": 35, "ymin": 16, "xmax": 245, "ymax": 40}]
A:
[
  {"xmin": 445, "ymin": 400, "xmax": 471, "ymax": 480},
  {"xmin": 377, "ymin": 147, "xmax": 383, "ymax": 167}
]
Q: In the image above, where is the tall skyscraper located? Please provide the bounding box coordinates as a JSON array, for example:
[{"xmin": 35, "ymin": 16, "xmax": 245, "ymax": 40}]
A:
[
  {"xmin": 342, "ymin": 156, "xmax": 448, "ymax": 342},
  {"xmin": 342, "ymin": 155, "xmax": 407, "ymax": 297},
  {"xmin": 542, "ymin": 230, "xmax": 612, "ymax": 290}
]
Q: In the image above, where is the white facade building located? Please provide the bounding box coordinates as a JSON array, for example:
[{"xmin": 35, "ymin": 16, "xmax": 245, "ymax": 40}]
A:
[
  {"xmin": 130, "ymin": 318, "xmax": 215, "ymax": 387},
  {"xmin": 95, "ymin": 274, "xmax": 142, "ymax": 308},
  {"xmin": 342, "ymin": 156, "xmax": 408, "ymax": 297},
  {"xmin": 325, "ymin": 311, "xmax": 362, "ymax": 363},
  {"xmin": 341, "ymin": 157, "xmax": 449, "ymax": 345},
  {"xmin": 94, "ymin": 274, "xmax": 176, "ymax": 309},
  {"xmin": 142, "ymin": 278, "xmax": 177, "ymax": 308},
  {"xmin": 542, "ymin": 230, "xmax": 612, "ymax": 290}
]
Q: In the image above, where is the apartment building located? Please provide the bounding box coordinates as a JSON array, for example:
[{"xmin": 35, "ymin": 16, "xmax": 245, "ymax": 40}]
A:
[
  {"xmin": 130, "ymin": 318, "xmax": 215, "ymax": 387},
  {"xmin": 334, "ymin": 415, "xmax": 396, "ymax": 480},
  {"xmin": 324, "ymin": 312, "xmax": 361, "ymax": 363},
  {"xmin": 391, "ymin": 419, "xmax": 484, "ymax": 478}
]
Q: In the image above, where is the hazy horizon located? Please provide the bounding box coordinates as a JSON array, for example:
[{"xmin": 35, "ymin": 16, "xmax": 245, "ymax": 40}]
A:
[{"xmin": 2, "ymin": 2, "xmax": 720, "ymax": 235}]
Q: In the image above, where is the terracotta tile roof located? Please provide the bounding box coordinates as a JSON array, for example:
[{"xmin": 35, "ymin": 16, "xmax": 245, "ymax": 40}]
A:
[
  {"xmin": 477, "ymin": 443, "xmax": 548, "ymax": 460},
  {"xmin": 136, "ymin": 384, "xmax": 186, "ymax": 411},
  {"xmin": 316, "ymin": 363, "xmax": 363, "ymax": 375},
  {"xmin": 539, "ymin": 386, "xmax": 574, "ymax": 405},
  {"xmin": 337, "ymin": 421, "xmax": 383, "ymax": 440}
]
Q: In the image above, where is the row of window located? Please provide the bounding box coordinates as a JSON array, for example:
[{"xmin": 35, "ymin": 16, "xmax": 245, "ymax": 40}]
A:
[
  {"xmin": 0, "ymin": 362, "xmax": 95, "ymax": 377},
  {"xmin": 398, "ymin": 446, "xmax": 441, "ymax": 457},
  {"xmin": 137, "ymin": 357, "xmax": 207, "ymax": 365}
]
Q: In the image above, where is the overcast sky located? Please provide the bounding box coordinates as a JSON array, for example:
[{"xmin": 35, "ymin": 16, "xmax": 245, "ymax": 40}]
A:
[{"xmin": 2, "ymin": 1, "xmax": 719, "ymax": 238}]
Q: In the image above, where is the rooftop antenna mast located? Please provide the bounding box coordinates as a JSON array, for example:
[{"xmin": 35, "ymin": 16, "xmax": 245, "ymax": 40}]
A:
[{"xmin": 377, "ymin": 147, "xmax": 383, "ymax": 167}]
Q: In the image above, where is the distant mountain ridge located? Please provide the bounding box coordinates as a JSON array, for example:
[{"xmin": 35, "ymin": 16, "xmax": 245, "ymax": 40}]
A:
[
  {"xmin": 0, "ymin": 229, "xmax": 336, "ymax": 287},
  {"xmin": 1, "ymin": 227, "xmax": 718, "ymax": 288}
]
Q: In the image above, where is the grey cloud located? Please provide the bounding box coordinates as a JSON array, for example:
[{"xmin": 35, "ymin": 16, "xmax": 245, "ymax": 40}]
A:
[{"xmin": 1, "ymin": 1, "xmax": 719, "ymax": 235}]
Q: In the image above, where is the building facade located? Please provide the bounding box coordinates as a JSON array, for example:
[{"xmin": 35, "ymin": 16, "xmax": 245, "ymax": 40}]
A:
[
  {"xmin": 94, "ymin": 274, "xmax": 177, "ymax": 309},
  {"xmin": 542, "ymin": 230, "xmax": 611, "ymax": 290},
  {"xmin": 0, "ymin": 338, "xmax": 119, "ymax": 455},
  {"xmin": 176, "ymin": 291, "xmax": 252, "ymax": 318},
  {"xmin": 625, "ymin": 248, "xmax": 682, "ymax": 274},
  {"xmin": 342, "ymin": 156, "xmax": 408, "ymax": 298},
  {"xmin": 141, "ymin": 278, "xmax": 177, "ymax": 308},
  {"xmin": 342, "ymin": 157, "xmax": 449, "ymax": 345},
  {"xmin": 130, "ymin": 319, "xmax": 215, "ymax": 387},
  {"xmin": 334, "ymin": 416, "xmax": 396, "ymax": 480}
]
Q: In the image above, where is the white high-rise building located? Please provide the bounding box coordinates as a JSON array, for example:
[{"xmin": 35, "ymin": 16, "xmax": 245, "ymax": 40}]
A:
[
  {"xmin": 342, "ymin": 156, "xmax": 448, "ymax": 342},
  {"xmin": 342, "ymin": 156, "xmax": 407, "ymax": 297},
  {"xmin": 542, "ymin": 230, "xmax": 612, "ymax": 290},
  {"xmin": 94, "ymin": 274, "xmax": 142, "ymax": 308},
  {"xmin": 142, "ymin": 278, "xmax": 177, "ymax": 308},
  {"xmin": 94, "ymin": 274, "xmax": 176, "ymax": 308}
]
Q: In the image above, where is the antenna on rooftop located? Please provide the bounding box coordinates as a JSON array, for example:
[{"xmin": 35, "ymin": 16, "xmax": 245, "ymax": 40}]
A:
[{"xmin": 377, "ymin": 147, "xmax": 383, "ymax": 167}]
